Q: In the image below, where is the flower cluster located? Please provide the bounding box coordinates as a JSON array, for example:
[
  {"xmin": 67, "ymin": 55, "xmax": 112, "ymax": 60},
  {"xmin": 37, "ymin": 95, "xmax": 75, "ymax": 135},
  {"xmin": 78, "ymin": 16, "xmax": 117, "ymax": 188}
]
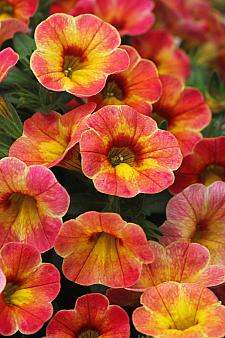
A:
[{"xmin": 0, "ymin": 0, "xmax": 225, "ymax": 337}]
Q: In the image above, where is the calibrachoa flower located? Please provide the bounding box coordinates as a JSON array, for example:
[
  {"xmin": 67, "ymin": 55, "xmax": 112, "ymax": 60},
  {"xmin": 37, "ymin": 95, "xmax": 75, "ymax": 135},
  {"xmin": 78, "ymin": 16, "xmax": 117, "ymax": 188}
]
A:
[
  {"xmin": 160, "ymin": 182, "xmax": 225, "ymax": 265},
  {"xmin": 170, "ymin": 137, "xmax": 225, "ymax": 193},
  {"xmin": 88, "ymin": 45, "xmax": 161, "ymax": 116},
  {"xmin": 133, "ymin": 282, "xmax": 225, "ymax": 337},
  {"xmin": 77, "ymin": 0, "xmax": 155, "ymax": 36},
  {"xmin": 54, "ymin": 211, "xmax": 154, "ymax": 288},
  {"xmin": 80, "ymin": 105, "xmax": 182, "ymax": 198},
  {"xmin": 0, "ymin": 18, "xmax": 28, "ymax": 47},
  {"xmin": 0, "ymin": 242, "xmax": 60, "ymax": 336},
  {"xmin": 0, "ymin": 0, "xmax": 38, "ymax": 23},
  {"xmin": 0, "ymin": 157, "xmax": 70, "ymax": 252},
  {"xmin": 0, "ymin": 47, "xmax": 19, "ymax": 82},
  {"xmin": 130, "ymin": 241, "xmax": 225, "ymax": 291},
  {"xmin": 30, "ymin": 13, "xmax": 129, "ymax": 97},
  {"xmin": 45, "ymin": 293, "xmax": 130, "ymax": 338},
  {"xmin": 9, "ymin": 103, "xmax": 96, "ymax": 167},
  {"xmin": 132, "ymin": 29, "xmax": 190, "ymax": 81},
  {"xmin": 152, "ymin": 75, "xmax": 211, "ymax": 156}
]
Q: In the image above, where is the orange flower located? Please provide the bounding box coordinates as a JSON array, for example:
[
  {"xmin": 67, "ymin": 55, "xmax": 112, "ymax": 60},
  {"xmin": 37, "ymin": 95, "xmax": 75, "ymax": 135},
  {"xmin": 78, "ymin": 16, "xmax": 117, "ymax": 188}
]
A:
[
  {"xmin": 30, "ymin": 13, "xmax": 129, "ymax": 97},
  {"xmin": 152, "ymin": 75, "xmax": 211, "ymax": 156},
  {"xmin": 80, "ymin": 105, "xmax": 182, "ymax": 197},
  {"xmin": 133, "ymin": 282, "xmax": 225, "ymax": 337},
  {"xmin": 0, "ymin": 47, "xmax": 19, "ymax": 82},
  {"xmin": 132, "ymin": 29, "xmax": 190, "ymax": 81},
  {"xmin": 54, "ymin": 211, "xmax": 154, "ymax": 288},
  {"xmin": 88, "ymin": 45, "xmax": 161, "ymax": 116}
]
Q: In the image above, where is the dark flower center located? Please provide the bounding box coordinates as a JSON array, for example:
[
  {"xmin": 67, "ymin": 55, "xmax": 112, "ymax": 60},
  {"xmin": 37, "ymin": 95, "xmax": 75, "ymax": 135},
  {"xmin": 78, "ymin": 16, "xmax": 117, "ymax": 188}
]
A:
[
  {"xmin": 108, "ymin": 147, "xmax": 135, "ymax": 167},
  {"xmin": 102, "ymin": 77, "xmax": 126, "ymax": 100},
  {"xmin": 78, "ymin": 329, "xmax": 99, "ymax": 338},
  {"xmin": 0, "ymin": 1, "xmax": 13, "ymax": 15},
  {"xmin": 201, "ymin": 164, "xmax": 225, "ymax": 186},
  {"xmin": 63, "ymin": 55, "xmax": 82, "ymax": 78},
  {"xmin": 3, "ymin": 282, "xmax": 19, "ymax": 304}
]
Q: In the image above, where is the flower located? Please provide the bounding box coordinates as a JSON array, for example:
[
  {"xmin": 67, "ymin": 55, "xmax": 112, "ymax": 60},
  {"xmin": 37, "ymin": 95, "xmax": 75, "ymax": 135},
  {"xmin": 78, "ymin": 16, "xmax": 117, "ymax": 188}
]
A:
[
  {"xmin": 170, "ymin": 137, "xmax": 225, "ymax": 194},
  {"xmin": 9, "ymin": 103, "xmax": 96, "ymax": 167},
  {"xmin": 76, "ymin": 0, "xmax": 155, "ymax": 36},
  {"xmin": 0, "ymin": 242, "xmax": 60, "ymax": 336},
  {"xmin": 132, "ymin": 29, "xmax": 190, "ymax": 81},
  {"xmin": 0, "ymin": 0, "xmax": 38, "ymax": 23},
  {"xmin": 133, "ymin": 282, "xmax": 225, "ymax": 337},
  {"xmin": 0, "ymin": 157, "xmax": 70, "ymax": 252},
  {"xmin": 88, "ymin": 45, "xmax": 161, "ymax": 116},
  {"xmin": 46, "ymin": 293, "xmax": 130, "ymax": 338},
  {"xmin": 54, "ymin": 211, "xmax": 154, "ymax": 288},
  {"xmin": 151, "ymin": 75, "xmax": 211, "ymax": 156},
  {"xmin": 130, "ymin": 241, "xmax": 225, "ymax": 291},
  {"xmin": 0, "ymin": 18, "xmax": 28, "ymax": 47},
  {"xmin": 0, "ymin": 47, "xmax": 19, "ymax": 82},
  {"xmin": 80, "ymin": 105, "xmax": 182, "ymax": 198},
  {"xmin": 30, "ymin": 13, "xmax": 129, "ymax": 97},
  {"xmin": 160, "ymin": 182, "xmax": 225, "ymax": 265}
]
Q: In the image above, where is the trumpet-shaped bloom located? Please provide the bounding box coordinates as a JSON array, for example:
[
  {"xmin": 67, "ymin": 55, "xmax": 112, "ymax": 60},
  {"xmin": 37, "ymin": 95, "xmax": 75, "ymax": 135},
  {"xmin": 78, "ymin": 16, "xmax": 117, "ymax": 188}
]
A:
[
  {"xmin": 170, "ymin": 137, "xmax": 225, "ymax": 194},
  {"xmin": 80, "ymin": 105, "xmax": 182, "ymax": 198},
  {"xmin": 88, "ymin": 45, "xmax": 161, "ymax": 115},
  {"xmin": 30, "ymin": 13, "xmax": 129, "ymax": 97},
  {"xmin": 77, "ymin": 0, "xmax": 155, "ymax": 36},
  {"xmin": 0, "ymin": 18, "xmax": 28, "ymax": 47},
  {"xmin": 0, "ymin": 242, "xmax": 60, "ymax": 336},
  {"xmin": 130, "ymin": 241, "xmax": 225, "ymax": 291},
  {"xmin": 0, "ymin": 0, "xmax": 38, "ymax": 22},
  {"xmin": 133, "ymin": 282, "xmax": 225, "ymax": 337},
  {"xmin": 132, "ymin": 29, "xmax": 190, "ymax": 81},
  {"xmin": 0, "ymin": 47, "xmax": 19, "ymax": 82},
  {"xmin": 160, "ymin": 182, "xmax": 225, "ymax": 265},
  {"xmin": 9, "ymin": 103, "xmax": 95, "ymax": 167},
  {"xmin": 0, "ymin": 157, "xmax": 70, "ymax": 253},
  {"xmin": 46, "ymin": 293, "xmax": 130, "ymax": 338},
  {"xmin": 54, "ymin": 211, "xmax": 154, "ymax": 288},
  {"xmin": 152, "ymin": 75, "xmax": 211, "ymax": 156}
]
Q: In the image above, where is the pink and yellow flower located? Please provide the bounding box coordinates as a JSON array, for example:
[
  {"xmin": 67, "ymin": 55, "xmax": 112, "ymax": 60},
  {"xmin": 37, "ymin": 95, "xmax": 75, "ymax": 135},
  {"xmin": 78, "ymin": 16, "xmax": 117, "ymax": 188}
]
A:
[
  {"xmin": 170, "ymin": 137, "xmax": 225, "ymax": 194},
  {"xmin": 0, "ymin": 47, "xmax": 19, "ymax": 82},
  {"xmin": 77, "ymin": 0, "xmax": 155, "ymax": 36},
  {"xmin": 54, "ymin": 211, "xmax": 154, "ymax": 288},
  {"xmin": 46, "ymin": 293, "xmax": 130, "ymax": 338},
  {"xmin": 155, "ymin": 0, "xmax": 223, "ymax": 46},
  {"xmin": 160, "ymin": 182, "xmax": 225, "ymax": 265},
  {"xmin": 132, "ymin": 29, "xmax": 190, "ymax": 82},
  {"xmin": 80, "ymin": 105, "xmax": 182, "ymax": 198},
  {"xmin": 88, "ymin": 45, "xmax": 161, "ymax": 116},
  {"xmin": 30, "ymin": 13, "xmax": 129, "ymax": 97},
  {"xmin": 151, "ymin": 75, "xmax": 211, "ymax": 156},
  {"xmin": 9, "ymin": 103, "xmax": 95, "ymax": 167},
  {"xmin": 0, "ymin": 18, "xmax": 28, "ymax": 47},
  {"xmin": 0, "ymin": 0, "xmax": 38, "ymax": 23},
  {"xmin": 0, "ymin": 157, "xmax": 70, "ymax": 253},
  {"xmin": 0, "ymin": 242, "xmax": 60, "ymax": 336},
  {"xmin": 133, "ymin": 282, "xmax": 225, "ymax": 337},
  {"xmin": 130, "ymin": 241, "xmax": 225, "ymax": 291}
]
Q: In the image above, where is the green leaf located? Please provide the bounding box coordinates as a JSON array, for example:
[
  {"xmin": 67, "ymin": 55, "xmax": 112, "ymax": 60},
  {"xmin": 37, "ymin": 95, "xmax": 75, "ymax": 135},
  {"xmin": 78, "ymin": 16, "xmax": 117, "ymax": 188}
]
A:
[
  {"xmin": 13, "ymin": 33, "xmax": 36, "ymax": 66},
  {"xmin": 142, "ymin": 190, "xmax": 171, "ymax": 215},
  {"xmin": 67, "ymin": 192, "xmax": 107, "ymax": 217}
]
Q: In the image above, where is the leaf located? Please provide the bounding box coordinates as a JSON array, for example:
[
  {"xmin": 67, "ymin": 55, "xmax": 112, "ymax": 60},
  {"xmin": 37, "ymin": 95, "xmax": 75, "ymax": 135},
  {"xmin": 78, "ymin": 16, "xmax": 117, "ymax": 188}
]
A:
[
  {"xmin": 13, "ymin": 33, "xmax": 36, "ymax": 66},
  {"xmin": 67, "ymin": 192, "xmax": 107, "ymax": 217},
  {"xmin": 142, "ymin": 190, "xmax": 171, "ymax": 215}
]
